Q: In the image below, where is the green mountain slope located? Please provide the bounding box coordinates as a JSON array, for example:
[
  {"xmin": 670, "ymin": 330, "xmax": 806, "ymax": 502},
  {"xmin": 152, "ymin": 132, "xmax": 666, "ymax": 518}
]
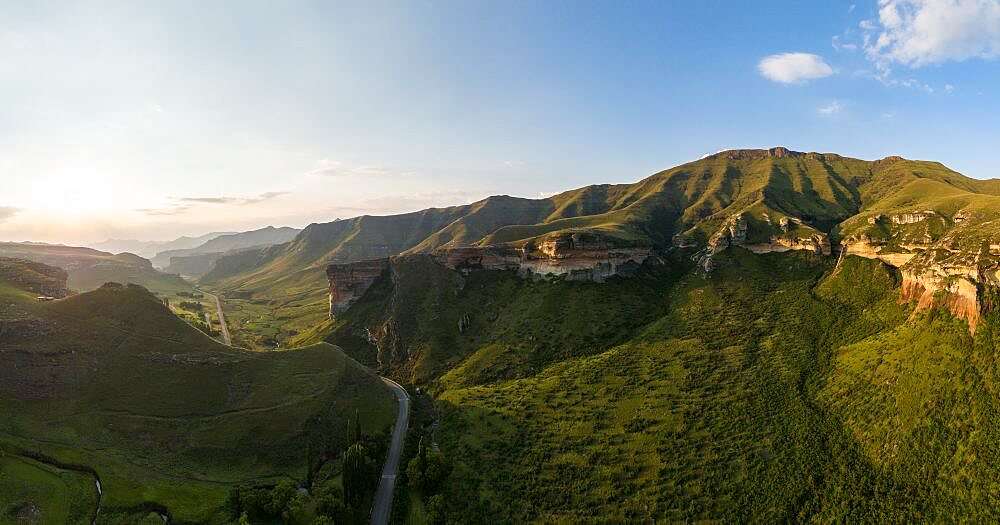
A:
[
  {"xmin": 0, "ymin": 259, "xmax": 395, "ymax": 523},
  {"xmin": 324, "ymin": 246, "xmax": 1000, "ymax": 522},
  {"xmin": 208, "ymin": 147, "xmax": 1000, "ymax": 350}
]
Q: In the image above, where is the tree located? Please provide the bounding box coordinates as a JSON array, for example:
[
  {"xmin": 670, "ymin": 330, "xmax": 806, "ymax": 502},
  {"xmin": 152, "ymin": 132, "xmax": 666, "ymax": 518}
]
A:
[
  {"xmin": 426, "ymin": 494, "xmax": 448, "ymax": 525},
  {"xmin": 407, "ymin": 438, "xmax": 429, "ymax": 490},
  {"xmin": 352, "ymin": 409, "xmax": 363, "ymax": 445},
  {"xmin": 342, "ymin": 442, "xmax": 375, "ymax": 506},
  {"xmin": 407, "ymin": 438, "xmax": 451, "ymax": 493}
]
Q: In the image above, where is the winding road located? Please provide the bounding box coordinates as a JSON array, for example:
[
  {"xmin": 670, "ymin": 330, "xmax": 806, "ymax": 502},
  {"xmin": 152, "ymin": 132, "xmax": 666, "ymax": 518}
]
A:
[
  {"xmin": 197, "ymin": 289, "xmax": 231, "ymax": 345},
  {"xmin": 371, "ymin": 378, "xmax": 409, "ymax": 525}
]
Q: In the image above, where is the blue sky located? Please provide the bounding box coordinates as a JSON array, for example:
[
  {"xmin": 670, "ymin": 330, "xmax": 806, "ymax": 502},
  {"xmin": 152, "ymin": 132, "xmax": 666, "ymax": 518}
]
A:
[{"xmin": 2, "ymin": 0, "xmax": 1000, "ymax": 243}]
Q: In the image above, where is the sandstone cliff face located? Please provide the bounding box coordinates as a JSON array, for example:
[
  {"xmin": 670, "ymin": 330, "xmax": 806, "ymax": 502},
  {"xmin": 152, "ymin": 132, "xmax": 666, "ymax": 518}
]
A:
[
  {"xmin": 433, "ymin": 234, "xmax": 654, "ymax": 283},
  {"xmin": 899, "ymin": 266, "xmax": 982, "ymax": 332},
  {"xmin": 698, "ymin": 213, "xmax": 831, "ymax": 269},
  {"xmin": 326, "ymin": 258, "xmax": 389, "ymax": 317},
  {"xmin": 744, "ymin": 235, "xmax": 832, "ymax": 256},
  {"xmin": 840, "ymin": 232, "xmax": 998, "ymax": 334}
]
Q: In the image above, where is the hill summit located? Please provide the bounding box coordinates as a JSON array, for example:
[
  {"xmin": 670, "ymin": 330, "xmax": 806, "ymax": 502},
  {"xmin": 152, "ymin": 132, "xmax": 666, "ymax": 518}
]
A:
[{"xmin": 205, "ymin": 148, "xmax": 1000, "ymax": 339}]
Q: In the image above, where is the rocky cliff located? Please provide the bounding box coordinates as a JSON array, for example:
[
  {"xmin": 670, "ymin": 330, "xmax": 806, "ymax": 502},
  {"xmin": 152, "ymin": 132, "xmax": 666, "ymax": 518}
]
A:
[
  {"xmin": 698, "ymin": 213, "xmax": 832, "ymax": 270},
  {"xmin": 433, "ymin": 233, "xmax": 655, "ymax": 283},
  {"xmin": 839, "ymin": 208, "xmax": 1000, "ymax": 334},
  {"xmin": 326, "ymin": 258, "xmax": 390, "ymax": 317}
]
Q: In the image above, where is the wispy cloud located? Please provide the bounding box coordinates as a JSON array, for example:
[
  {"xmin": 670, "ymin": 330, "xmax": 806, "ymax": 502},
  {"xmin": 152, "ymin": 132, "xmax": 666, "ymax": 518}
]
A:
[
  {"xmin": 134, "ymin": 192, "xmax": 288, "ymax": 216},
  {"xmin": 832, "ymin": 36, "xmax": 859, "ymax": 52},
  {"xmin": 307, "ymin": 159, "xmax": 415, "ymax": 178},
  {"xmin": 176, "ymin": 192, "xmax": 289, "ymax": 205},
  {"xmin": 134, "ymin": 205, "xmax": 190, "ymax": 216},
  {"xmin": 818, "ymin": 101, "xmax": 844, "ymax": 115},
  {"xmin": 758, "ymin": 52, "xmax": 834, "ymax": 84},
  {"xmin": 0, "ymin": 206, "xmax": 22, "ymax": 222}
]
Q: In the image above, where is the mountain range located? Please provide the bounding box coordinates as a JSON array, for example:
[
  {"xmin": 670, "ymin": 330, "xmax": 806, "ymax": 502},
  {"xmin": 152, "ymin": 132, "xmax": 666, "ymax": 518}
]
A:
[
  {"xmin": 90, "ymin": 232, "xmax": 235, "ymax": 259},
  {"xmin": 7, "ymin": 147, "xmax": 1000, "ymax": 522}
]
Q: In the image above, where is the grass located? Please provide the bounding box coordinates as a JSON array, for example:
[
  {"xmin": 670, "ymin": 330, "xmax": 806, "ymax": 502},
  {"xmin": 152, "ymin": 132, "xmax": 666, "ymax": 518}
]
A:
[
  {"xmin": 326, "ymin": 248, "xmax": 1000, "ymax": 522},
  {"xmin": 205, "ymin": 150, "xmax": 1000, "ymax": 353},
  {"xmin": 0, "ymin": 451, "xmax": 94, "ymax": 525},
  {"xmin": 0, "ymin": 262, "xmax": 396, "ymax": 523}
]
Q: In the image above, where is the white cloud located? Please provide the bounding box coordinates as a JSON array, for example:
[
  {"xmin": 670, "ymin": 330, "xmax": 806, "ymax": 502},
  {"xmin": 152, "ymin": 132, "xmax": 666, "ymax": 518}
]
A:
[
  {"xmin": 864, "ymin": 0, "xmax": 1000, "ymax": 68},
  {"xmin": 757, "ymin": 53, "xmax": 835, "ymax": 84},
  {"xmin": 818, "ymin": 101, "xmax": 844, "ymax": 115}
]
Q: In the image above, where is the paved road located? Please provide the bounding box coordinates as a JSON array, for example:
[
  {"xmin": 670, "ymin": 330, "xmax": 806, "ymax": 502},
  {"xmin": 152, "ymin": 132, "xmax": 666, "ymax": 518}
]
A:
[
  {"xmin": 371, "ymin": 378, "xmax": 410, "ymax": 525},
  {"xmin": 198, "ymin": 289, "xmax": 231, "ymax": 345}
]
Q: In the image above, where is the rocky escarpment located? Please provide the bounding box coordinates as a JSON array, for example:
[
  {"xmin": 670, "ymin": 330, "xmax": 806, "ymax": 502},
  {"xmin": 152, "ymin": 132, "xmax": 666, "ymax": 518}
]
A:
[
  {"xmin": 326, "ymin": 259, "xmax": 390, "ymax": 317},
  {"xmin": 697, "ymin": 213, "xmax": 831, "ymax": 270},
  {"xmin": 327, "ymin": 235, "xmax": 654, "ymax": 319},
  {"xmin": 840, "ymin": 208, "xmax": 1000, "ymax": 334},
  {"xmin": 433, "ymin": 234, "xmax": 655, "ymax": 283}
]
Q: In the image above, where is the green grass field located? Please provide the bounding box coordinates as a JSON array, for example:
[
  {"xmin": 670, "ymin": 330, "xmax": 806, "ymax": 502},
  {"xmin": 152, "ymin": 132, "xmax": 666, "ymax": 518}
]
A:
[{"xmin": 0, "ymin": 451, "xmax": 95, "ymax": 525}]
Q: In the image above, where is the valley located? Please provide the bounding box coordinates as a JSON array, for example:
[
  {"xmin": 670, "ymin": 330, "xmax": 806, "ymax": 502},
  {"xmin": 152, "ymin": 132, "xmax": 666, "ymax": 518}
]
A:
[{"xmin": 7, "ymin": 148, "xmax": 1000, "ymax": 523}]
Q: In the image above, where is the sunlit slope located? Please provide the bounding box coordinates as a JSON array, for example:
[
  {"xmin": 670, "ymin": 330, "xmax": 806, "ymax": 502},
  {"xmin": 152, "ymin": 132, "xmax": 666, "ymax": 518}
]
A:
[
  {"xmin": 206, "ymin": 149, "xmax": 1000, "ymax": 351},
  {"xmin": 0, "ymin": 262, "xmax": 395, "ymax": 523},
  {"xmin": 207, "ymin": 149, "xmax": 960, "ymax": 298},
  {"xmin": 329, "ymin": 246, "xmax": 1000, "ymax": 522}
]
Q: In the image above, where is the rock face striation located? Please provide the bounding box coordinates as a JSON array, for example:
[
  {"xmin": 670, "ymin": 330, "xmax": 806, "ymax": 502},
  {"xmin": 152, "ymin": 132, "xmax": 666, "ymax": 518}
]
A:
[
  {"xmin": 839, "ymin": 208, "xmax": 1000, "ymax": 334},
  {"xmin": 327, "ymin": 235, "xmax": 656, "ymax": 316},
  {"xmin": 698, "ymin": 213, "xmax": 831, "ymax": 270},
  {"xmin": 326, "ymin": 259, "xmax": 389, "ymax": 317},
  {"xmin": 433, "ymin": 234, "xmax": 655, "ymax": 283}
]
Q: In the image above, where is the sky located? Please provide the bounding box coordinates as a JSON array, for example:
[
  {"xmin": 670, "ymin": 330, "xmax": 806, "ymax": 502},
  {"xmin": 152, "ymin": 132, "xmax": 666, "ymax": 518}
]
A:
[{"xmin": 3, "ymin": 0, "xmax": 1000, "ymax": 244}]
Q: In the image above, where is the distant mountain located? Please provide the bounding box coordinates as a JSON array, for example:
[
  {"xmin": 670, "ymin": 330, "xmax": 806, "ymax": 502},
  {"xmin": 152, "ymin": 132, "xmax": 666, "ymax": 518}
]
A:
[
  {"xmin": 0, "ymin": 242, "xmax": 189, "ymax": 294},
  {"xmin": 91, "ymin": 231, "xmax": 233, "ymax": 258},
  {"xmin": 153, "ymin": 225, "xmax": 301, "ymax": 274},
  {"xmin": 205, "ymin": 149, "xmax": 965, "ymax": 326}
]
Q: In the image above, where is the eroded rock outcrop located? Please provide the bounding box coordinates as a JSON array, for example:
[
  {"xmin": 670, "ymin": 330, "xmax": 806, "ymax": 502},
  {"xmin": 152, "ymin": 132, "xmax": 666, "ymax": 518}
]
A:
[
  {"xmin": 697, "ymin": 213, "xmax": 831, "ymax": 269},
  {"xmin": 326, "ymin": 258, "xmax": 390, "ymax": 317},
  {"xmin": 744, "ymin": 235, "xmax": 832, "ymax": 256},
  {"xmin": 900, "ymin": 266, "xmax": 982, "ymax": 333},
  {"xmin": 433, "ymin": 234, "xmax": 655, "ymax": 283},
  {"xmin": 840, "ymin": 233, "xmax": 998, "ymax": 334}
]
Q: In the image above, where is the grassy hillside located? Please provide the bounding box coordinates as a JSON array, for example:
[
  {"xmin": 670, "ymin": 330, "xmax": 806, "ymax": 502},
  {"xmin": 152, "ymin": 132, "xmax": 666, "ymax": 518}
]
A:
[
  {"xmin": 0, "ymin": 242, "xmax": 190, "ymax": 295},
  {"xmin": 205, "ymin": 148, "xmax": 1000, "ymax": 350},
  {"xmin": 319, "ymin": 246, "xmax": 1000, "ymax": 522},
  {"xmin": 0, "ymin": 260, "xmax": 395, "ymax": 523}
]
